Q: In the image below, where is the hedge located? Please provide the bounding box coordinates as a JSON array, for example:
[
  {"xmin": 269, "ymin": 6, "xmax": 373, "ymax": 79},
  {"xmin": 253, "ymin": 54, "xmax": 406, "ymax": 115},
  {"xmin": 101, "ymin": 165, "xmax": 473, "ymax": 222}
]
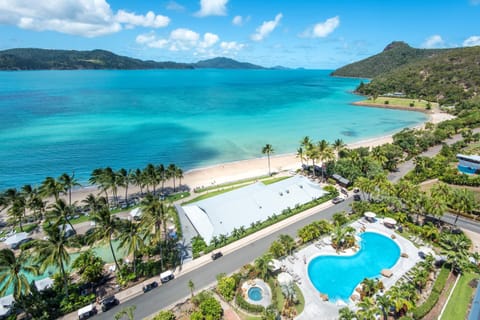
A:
[
  {"xmin": 235, "ymin": 292, "xmax": 265, "ymax": 313},
  {"xmin": 412, "ymin": 267, "xmax": 450, "ymax": 319}
]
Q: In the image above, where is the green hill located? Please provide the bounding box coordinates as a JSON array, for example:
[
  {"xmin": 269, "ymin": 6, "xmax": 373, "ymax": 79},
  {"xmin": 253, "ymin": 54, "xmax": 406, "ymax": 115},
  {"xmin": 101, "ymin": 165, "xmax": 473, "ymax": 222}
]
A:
[
  {"xmin": 192, "ymin": 57, "xmax": 264, "ymax": 69},
  {"xmin": 356, "ymin": 45, "xmax": 480, "ymax": 105},
  {"xmin": 0, "ymin": 48, "xmax": 192, "ymax": 70},
  {"xmin": 332, "ymin": 41, "xmax": 449, "ymax": 78}
]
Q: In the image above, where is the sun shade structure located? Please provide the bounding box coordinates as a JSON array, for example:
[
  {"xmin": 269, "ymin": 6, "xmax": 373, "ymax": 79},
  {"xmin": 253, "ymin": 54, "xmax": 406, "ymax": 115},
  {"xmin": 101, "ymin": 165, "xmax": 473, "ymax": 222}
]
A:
[
  {"xmin": 129, "ymin": 208, "xmax": 142, "ymax": 219},
  {"xmin": 0, "ymin": 295, "xmax": 14, "ymax": 317},
  {"xmin": 383, "ymin": 217, "xmax": 397, "ymax": 226},
  {"xmin": 3, "ymin": 232, "xmax": 29, "ymax": 248},
  {"xmin": 277, "ymin": 272, "xmax": 294, "ymax": 285},
  {"xmin": 34, "ymin": 277, "xmax": 54, "ymax": 292},
  {"xmin": 364, "ymin": 212, "xmax": 376, "ymax": 218},
  {"xmin": 182, "ymin": 175, "xmax": 328, "ymax": 244}
]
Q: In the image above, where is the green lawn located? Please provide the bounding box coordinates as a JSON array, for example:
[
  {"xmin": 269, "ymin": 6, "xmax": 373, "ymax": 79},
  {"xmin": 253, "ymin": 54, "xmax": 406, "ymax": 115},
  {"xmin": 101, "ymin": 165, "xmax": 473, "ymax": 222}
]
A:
[
  {"xmin": 273, "ymin": 283, "xmax": 305, "ymax": 315},
  {"xmin": 194, "ymin": 175, "xmax": 270, "ymax": 193},
  {"xmin": 440, "ymin": 273, "xmax": 478, "ymax": 320},
  {"xmin": 262, "ymin": 176, "xmax": 290, "ymax": 185},
  {"xmin": 360, "ymin": 96, "xmax": 437, "ymax": 109}
]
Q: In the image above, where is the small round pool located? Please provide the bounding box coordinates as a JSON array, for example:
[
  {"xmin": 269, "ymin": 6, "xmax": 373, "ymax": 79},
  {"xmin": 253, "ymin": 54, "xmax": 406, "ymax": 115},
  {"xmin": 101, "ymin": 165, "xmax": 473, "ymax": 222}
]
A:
[{"xmin": 248, "ymin": 287, "xmax": 263, "ymax": 301}]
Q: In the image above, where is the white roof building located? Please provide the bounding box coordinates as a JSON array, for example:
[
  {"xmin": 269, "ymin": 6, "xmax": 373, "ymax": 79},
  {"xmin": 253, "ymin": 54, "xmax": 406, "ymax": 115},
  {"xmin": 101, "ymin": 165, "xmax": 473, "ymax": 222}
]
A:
[
  {"xmin": 34, "ymin": 277, "xmax": 54, "ymax": 292},
  {"xmin": 182, "ymin": 175, "xmax": 328, "ymax": 244},
  {"xmin": 0, "ymin": 295, "xmax": 14, "ymax": 317}
]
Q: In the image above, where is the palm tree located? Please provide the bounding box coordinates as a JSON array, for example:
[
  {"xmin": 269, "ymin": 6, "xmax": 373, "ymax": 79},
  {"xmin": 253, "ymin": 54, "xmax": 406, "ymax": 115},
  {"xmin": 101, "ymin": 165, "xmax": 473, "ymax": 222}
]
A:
[
  {"xmin": 279, "ymin": 234, "xmax": 295, "ymax": 256},
  {"xmin": 450, "ymin": 188, "xmax": 477, "ymax": 225},
  {"xmin": 439, "ymin": 233, "xmax": 471, "ymax": 272},
  {"xmin": 39, "ymin": 176, "xmax": 63, "ymax": 201},
  {"xmin": 144, "ymin": 164, "xmax": 157, "ymax": 194},
  {"xmin": 0, "ymin": 249, "xmax": 39, "ymax": 300},
  {"xmin": 167, "ymin": 164, "xmax": 177, "ymax": 192},
  {"xmin": 89, "ymin": 206, "xmax": 121, "ymax": 272},
  {"xmin": 338, "ymin": 307, "xmax": 356, "ymax": 320},
  {"xmin": 114, "ymin": 306, "xmax": 136, "ymax": 320},
  {"xmin": 175, "ymin": 167, "xmax": 184, "ymax": 191},
  {"xmin": 34, "ymin": 225, "xmax": 71, "ymax": 296},
  {"xmin": 7, "ymin": 195, "xmax": 26, "ymax": 232},
  {"xmin": 254, "ymin": 253, "xmax": 273, "ymax": 279},
  {"xmin": 58, "ymin": 172, "xmax": 80, "ymax": 206},
  {"xmin": 389, "ymin": 286, "xmax": 413, "ymax": 318},
  {"xmin": 47, "ymin": 198, "xmax": 76, "ymax": 234},
  {"xmin": 117, "ymin": 168, "xmax": 131, "ymax": 204},
  {"xmin": 331, "ymin": 224, "xmax": 356, "ymax": 252},
  {"xmin": 296, "ymin": 147, "xmax": 305, "ymax": 165},
  {"xmin": 356, "ymin": 296, "xmax": 378, "ymax": 320},
  {"xmin": 262, "ymin": 144, "xmax": 275, "ymax": 176},
  {"xmin": 131, "ymin": 168, "xmax": 145, "ymax": 194},
  {"xmin": 333, "ymin": 138, "xmax": 346, "ymax": 152},
  {"xmin": 82, "ymin": 193, "xmax": 107, "ymax": 213},
  {"xmin": 188, "ymin": 279, "xmax": 195, "ymax": 298},
  {"xmin": 376, "ymin": 294, "xmax": 391, "ymax": 320},
  {"xmin": 118, "ymin": 220, "xmax": 144, "ymax": 275}
]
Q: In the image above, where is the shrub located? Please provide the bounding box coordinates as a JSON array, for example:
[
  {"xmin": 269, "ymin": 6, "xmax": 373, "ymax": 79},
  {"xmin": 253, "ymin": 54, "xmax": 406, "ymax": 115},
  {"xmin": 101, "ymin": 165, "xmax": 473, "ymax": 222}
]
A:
[
  {"xmin": 235, "ymin": 292, "xmax": 265, "ymax": 313},
  {"xmin": 384, "ymin": 100, "xmax": 389, "ymax": 104},
  {"xmin": 412, "ymin": 267, "xmax": 450, "ymax": 319},
  {"xmin": 152, "ymin": 310, "xmax": 176, "ymax": 320},
  {"xmin": 216, "ymin": 275, "xmax": 237, "ymax": 301},
  {"xmin": 410, "ymin": 102, "xmax": 415, "ymax": 107}
]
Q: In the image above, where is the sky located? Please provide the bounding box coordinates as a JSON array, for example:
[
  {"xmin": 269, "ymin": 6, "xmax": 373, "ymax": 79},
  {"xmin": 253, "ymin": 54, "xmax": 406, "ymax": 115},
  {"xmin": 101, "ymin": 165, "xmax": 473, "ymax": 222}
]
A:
[{"xmin": 0, "ymin": 0, "xmax": 479, "ymax": 69}]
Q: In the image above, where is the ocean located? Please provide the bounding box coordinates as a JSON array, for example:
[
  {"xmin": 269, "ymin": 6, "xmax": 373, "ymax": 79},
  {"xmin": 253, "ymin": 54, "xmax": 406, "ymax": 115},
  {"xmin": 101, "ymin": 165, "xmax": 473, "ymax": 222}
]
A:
[{"xmin": 0, "ymin": 69, "xmax": 426, "ymax": 189}]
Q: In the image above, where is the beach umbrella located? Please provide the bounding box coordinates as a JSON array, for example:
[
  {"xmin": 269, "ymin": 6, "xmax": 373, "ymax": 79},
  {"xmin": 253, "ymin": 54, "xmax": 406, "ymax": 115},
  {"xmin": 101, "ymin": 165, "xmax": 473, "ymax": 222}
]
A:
[
  {"xmin": 277, "ymin": 272, "xmax": 293, "ymax": 285},
  {"xmin": 383, "ymin": 217, "xmax": 397, "ymax": 226},
  {"xmin": 364, "ymin": 211, "xmax": 376, "ymax": 219}
]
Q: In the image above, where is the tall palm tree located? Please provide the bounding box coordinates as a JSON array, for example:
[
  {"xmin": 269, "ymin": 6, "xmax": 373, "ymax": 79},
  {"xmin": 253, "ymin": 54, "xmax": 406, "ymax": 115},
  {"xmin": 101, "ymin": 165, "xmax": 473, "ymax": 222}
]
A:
[
  {"xmin": 338, "ymin": 307, "xmax": 356, "ymax": 320},
  {"xmin": 117, "ymin": 168, "xmax": 131, "ymax": 203},
  {"xmin": 389, "ymin": 286, "xmax": 413, "ymax": 318},
  {"xmin": 156, "ymin": 164, "xmax": 166, "ymax": 192},
  {"xmin": 278, "ymin": 234, "xmax": 295, "ymax": 256},
  {"xmin": 296, "ymin": 147, "xmax": 305, "ymax": 165},
  {"xmin": 254, "ymin": 253, "xmax": 273, "ymax": 279},
  {"xmin": 39, "ymin": 176, "xmax": 63, "ymax": 201},
  {"xmin": 262, "ymin": 144, "xmax": 274, "ymax": 176},
  {"xmin": 118, "ymin": 220, "xmax": 145, "ymax": 275},
  {"xmin": 90, "ymin": 206, "xmax": 121, "ymax": 272},
  {"xmin": 0, "ymin": 249, "xmax": 39, "ymax": 300},
  {"xmin": 7, "ymin": 194, "xmax": 27, "ymax": 232},
  {"xmin": 356, "ymin": 296, "xmax": 378, "ymax": 320},
  {"xmin": 167, "ymin": 164, "xmax": 177, "ymax": 192},
  {"xmin": 131, "ymin": 168, "xmax": 145, "ymax": 194},
  {"xmin": 58, "ymin": 172, "xmax": 80, "ymax": 206},
  {"xmin": 450, "ymin": 188, "xmax": 477, "ymax": 225},
  {"xmin": 175, "ymin": 167, "xmax": 184, "ymax": 191},
  {"xmin": 376, "ymin": 294, "xmax": 391, "ymax": 320},
  {"xmin": 34, "ymin": 225, "xmax": 71, "ymax": 296},
  {"xmin": 144, "ymin": 164, "xmax": 157, "ymax": 194},
  {"xmin": 47, "ymin": 198, "xmax": 76, "ymax": 235},
  {"xmin": 439, "ymin": 233, "xmax": 471, "ymax": 272},
  {"xmin": 333, "ymin": 138, "xmax": 346, "ymax": 152}
]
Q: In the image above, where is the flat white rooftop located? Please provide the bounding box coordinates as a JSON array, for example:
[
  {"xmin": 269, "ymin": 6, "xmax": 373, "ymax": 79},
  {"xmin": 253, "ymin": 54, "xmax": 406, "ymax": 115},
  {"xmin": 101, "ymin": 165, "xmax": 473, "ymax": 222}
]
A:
[{"xmin": 182, "ymin": 175, "xmax": 328, "ymax": 244}]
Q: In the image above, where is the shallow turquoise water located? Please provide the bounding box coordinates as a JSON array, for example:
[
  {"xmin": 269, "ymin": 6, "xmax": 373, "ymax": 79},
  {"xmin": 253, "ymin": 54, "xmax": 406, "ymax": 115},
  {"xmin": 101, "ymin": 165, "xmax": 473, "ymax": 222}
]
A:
[
  {"xmin": 0, "ymin": 69, "xmax": 426, "ymax": 189},
  {"xmin": 308, "ymin": 232, "xmax": 400, "ymax": 302}
]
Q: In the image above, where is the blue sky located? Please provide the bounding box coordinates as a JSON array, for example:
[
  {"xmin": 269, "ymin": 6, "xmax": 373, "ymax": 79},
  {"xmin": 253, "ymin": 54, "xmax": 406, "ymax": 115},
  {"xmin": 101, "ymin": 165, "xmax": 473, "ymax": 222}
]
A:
[{"xmin": 0, "ymin": 0, "xmax": 479, "ymax": 68}]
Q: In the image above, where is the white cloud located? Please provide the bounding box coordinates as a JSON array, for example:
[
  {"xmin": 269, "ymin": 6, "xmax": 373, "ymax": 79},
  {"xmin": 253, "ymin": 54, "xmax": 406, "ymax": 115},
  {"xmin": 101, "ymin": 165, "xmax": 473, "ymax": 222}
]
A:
[
  {"xmin": 232, "ymin": 15, "xmax": 242, "ymax": 26},
  {"xmin": 220, "ymin": 41, "xmax": 244, "ymax": 54},
  {"xmin": 166, "ymin": 1, "xmax": 185, "ymax": 11},
  {"xmin": 251, "ymin": 13, "xmax": 282, "ymax": 41},
  {"xmin": 422, "ymin": 35, "xmax": 445, "ymax": 48},
  {"xmin": 463, "ymin": 35, "xmax": 480, "ymax": 47},
  {"xmin": 301, "ymin": 16, "xmax": 340, "ymax": 38},
  {"xmin": 0, "ymin": 0, "xmax": 170, "ymax": 37},
  {"xmin": 199, "ymin": 32, "xmax": 219, "ymax": 48},
  {"xmin": 115, "ymin": 10, "xmax": 169, "ymax": 28},
  {"xmin": 195, "ymin": 0, "xmax": 228, "ymax": 17}
]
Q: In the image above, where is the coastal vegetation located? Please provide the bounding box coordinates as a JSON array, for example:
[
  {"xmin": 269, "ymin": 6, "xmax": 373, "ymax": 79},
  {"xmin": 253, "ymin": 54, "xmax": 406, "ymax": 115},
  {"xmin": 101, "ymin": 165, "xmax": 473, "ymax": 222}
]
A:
[{"xmin": 0, "ymin": 48, "xmax": 267, "ymax": 71}]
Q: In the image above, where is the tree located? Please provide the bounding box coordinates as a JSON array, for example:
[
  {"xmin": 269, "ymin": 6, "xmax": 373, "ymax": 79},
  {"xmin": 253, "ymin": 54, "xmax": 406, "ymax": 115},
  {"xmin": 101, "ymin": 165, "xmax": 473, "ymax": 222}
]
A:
[
  {"xmin": 439, "ymin": 233, "xmax": 471, "ymax": 272},
  {"xmin": 33, "ymin": 225, "xmax": 71, "ymax": 296},
  {"xmin": 188, "ymin": 279, "xmax": 195, "ymax": 298},
  {"xmin": 450, "ymin": 188, "xmax": 477, "ymax": 225},
  {"xmin": 279, "ymin": 234, "xmax": 295, "ymax": 256},
  {"xmin": 262, "ymin": 144, "xmax": 275, "ymax": 176},
  {"xmin": 338, "ymin": 307, "xmax": 356, "ymax": 320},
  {"xmin": 39, "ymin": 176, "xmax": 63, "ymax": 201},
  {"xmin": 356, "ymin": 296, "xmax": 378, "ymax": 320},
  {"xmin": 89, "ymin": 206, "xmax": 121, "ymax": 272},
  {"xmin": 167, "ymin": 164, "xmax": 177, "ymax": 192},
  {"xmin": 115, "ymin": 306, "xmax": 136, "ymax": 320},
  {"xmin": 47, "ymin": 198, "xmax": 76, "ymax": 235},
  {"xmin": 0, "ymin": 249, "xmax": 39, "ymax": 300},
  {"xmin": 152, "ymin": 310, "xmax": 176, "ymax": 320},
  {"xmin": 58, "ymin": 172, "xmax": 80, "ymax": 206},
  {"xmin": 254, "ymin": 253, "xmax": 273, "ymax": 279},
  {"xmin": 216, "ymin": 275, "xmax": 236, "ymax": 301},
  {"xmin": 117, "ymin": 168, "xmax": 132, "ymax": 204},
  {"xmin": 118, "ymin": 220, "xmax": 145, "ymax": 275},
  {"xmin": 71, "ymin": 250, "xmax": 105, "ymax": 284},
  {"xmin": 199, "ymin": 296, "xmax": 223, "ymax": 320},
  {"xmin": 376, "ymin": 294, "xmax": 391, "ymax": 320},
  {"xmin": 296, "ymin": 147, "xmax": 305, "ymax": 165}
]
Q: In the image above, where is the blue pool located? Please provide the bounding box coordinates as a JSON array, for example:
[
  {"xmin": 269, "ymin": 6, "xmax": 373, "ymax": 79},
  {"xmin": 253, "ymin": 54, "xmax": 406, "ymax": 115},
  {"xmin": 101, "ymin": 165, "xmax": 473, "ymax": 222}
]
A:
[
  {"xmin": 308, "ymin": 232, "xmax": 400, "ymax": 302},
  {"xmin": 248, "ymin": 287, "xmax": 263, "ymax": 301},
  {"xmin": 458, "ymin": 165, "xmax": 478, "ymax": 175}
]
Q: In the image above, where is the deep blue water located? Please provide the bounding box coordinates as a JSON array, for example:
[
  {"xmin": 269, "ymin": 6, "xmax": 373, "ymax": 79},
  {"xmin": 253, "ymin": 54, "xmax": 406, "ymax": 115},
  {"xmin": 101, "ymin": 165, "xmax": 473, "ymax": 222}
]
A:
[
  {"xmin": 308, "ymin": 232, "xmax": 400, "ymax": 302},
  {"xmin": 0, "ymin": 69, "xmax": 426, "ymax": 189}
]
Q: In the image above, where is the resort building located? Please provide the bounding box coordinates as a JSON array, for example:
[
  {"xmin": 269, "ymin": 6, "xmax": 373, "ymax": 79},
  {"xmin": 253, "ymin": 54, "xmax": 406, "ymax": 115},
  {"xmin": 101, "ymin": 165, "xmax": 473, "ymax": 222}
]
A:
[
  {"xmin": 180, "ymin": 175, "xmax": 328, "ymax": 244},
  {"xmin": 457, "ymin": 154, "xmax": 480, "ymax": 170}
]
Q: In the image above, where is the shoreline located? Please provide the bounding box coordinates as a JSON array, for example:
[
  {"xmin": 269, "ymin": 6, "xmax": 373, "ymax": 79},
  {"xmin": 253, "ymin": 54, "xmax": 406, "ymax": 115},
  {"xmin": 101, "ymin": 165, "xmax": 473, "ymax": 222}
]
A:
[
  {"xmin": 352, "ymin": 101, "xmax": 433, "ymax": 114},
  {"xmin": 0, "ymin": 105, "xmax": 456, "ymax": 210}
]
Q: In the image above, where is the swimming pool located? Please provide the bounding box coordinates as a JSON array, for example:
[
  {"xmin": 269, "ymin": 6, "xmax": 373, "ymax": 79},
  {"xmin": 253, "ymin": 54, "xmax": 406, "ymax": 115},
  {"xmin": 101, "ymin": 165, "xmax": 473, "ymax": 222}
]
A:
[
  {"xmin": 248, "ymin": 287, "xmax": 263, "ymax": 301},
  {"xmin": 458, "ymin": 165, "xmax": 478, "ymax": 175},
  {"xmin": 308, "ymin": 232, "xmax": 400, "ymax": 302}
]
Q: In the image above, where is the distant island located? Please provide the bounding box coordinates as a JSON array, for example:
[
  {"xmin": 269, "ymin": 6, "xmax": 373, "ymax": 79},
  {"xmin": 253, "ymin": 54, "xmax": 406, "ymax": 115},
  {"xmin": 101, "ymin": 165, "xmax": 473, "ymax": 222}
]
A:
[
  {"xmin": 0, "ymin": 48, "xmax": 276, "ymax": 71},
  {"xmin": 333, "ymin": 41, "xmax": 480, "ymax": 105}
]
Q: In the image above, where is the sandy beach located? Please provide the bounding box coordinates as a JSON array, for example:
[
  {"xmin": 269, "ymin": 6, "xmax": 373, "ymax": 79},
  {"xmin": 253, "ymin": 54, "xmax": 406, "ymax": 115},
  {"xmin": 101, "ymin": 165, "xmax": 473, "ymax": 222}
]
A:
[{"xmin": 59, "ymin": 108, "xmax": 455, "ymax": 206}]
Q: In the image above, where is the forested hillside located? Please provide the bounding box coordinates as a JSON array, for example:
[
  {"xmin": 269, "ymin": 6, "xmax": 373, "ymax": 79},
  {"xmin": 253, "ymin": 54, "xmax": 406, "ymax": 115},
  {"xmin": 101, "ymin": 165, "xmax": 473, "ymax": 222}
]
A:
[
  {"xmin": 332, "ymin": 41, "xmax": 449, "ymax": 78},
  {"xmin": 356, "ymin": 45, "xmax": 480, "ymax": 105}
]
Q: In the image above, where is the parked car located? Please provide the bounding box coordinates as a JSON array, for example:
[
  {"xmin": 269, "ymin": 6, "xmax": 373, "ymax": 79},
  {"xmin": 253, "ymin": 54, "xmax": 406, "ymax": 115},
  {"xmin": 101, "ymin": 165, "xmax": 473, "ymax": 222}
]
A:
[
  {"xmin": 100, "ymin": 295, "xmax": 119, "ymax": 312},
  {"xmin": 332, "ymin": 197, "xmax": 345, "ymax": 204},
  {"xmin": 211, "ymin": 251, "xmax": 223, "ymax": 260},
  {"xmin": 353, "ymin": 194, "xmax": 361, "ymax": 201},
  {"xmin": 142, "ymin": 281, "xmax": 158, "ymax": 293},
  {"xmin": 78, "ymin": 304, "xmax": 97, "ymax": 320},
  {"xmin": 160, "ymin": 270, "xmax": 175, "ymax": 283}
]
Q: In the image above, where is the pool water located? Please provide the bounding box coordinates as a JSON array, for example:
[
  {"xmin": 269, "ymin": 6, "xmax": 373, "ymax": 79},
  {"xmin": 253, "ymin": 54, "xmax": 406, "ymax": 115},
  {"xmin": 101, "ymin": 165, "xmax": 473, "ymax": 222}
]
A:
[
  {"xmin": 458, "ymin": 165, "xmax": 478, "ymax": 175},
  {"xmin": 248, "ymin": 287, "xmax": 263, "ymax": 301},
  {"xmin": 308, "ymin": 232, "xmax": 400, "ymax": 302}
]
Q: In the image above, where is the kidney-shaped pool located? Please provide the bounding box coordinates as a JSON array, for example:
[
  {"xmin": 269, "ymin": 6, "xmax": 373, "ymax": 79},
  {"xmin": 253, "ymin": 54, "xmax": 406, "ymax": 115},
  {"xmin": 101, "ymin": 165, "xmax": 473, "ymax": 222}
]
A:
[{"xmin": 308, "ymin": 232, "xmax": 400, "ymax": 302}]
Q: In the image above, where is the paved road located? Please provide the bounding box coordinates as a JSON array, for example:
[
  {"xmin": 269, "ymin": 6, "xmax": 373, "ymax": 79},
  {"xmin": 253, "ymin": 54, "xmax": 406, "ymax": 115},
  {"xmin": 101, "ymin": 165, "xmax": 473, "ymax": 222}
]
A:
[{"xmin": 96, "ymin": 199, "xmax": 353, "ymax": 319}]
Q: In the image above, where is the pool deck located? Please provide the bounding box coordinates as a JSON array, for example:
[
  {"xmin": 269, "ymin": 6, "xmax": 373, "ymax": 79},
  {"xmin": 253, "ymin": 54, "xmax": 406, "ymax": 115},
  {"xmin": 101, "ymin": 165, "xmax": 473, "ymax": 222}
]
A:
[{"xmin": 279, "ymin": 218, "xmax": 422, "ymax": 320}]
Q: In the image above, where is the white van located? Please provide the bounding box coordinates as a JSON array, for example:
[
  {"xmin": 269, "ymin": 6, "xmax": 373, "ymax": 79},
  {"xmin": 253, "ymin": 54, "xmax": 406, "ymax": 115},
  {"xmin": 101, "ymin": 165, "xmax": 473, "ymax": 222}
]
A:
[
  {"xmin": 78, "ymin": 303, "xmax": 97, "ymax": 320},
  {"xmin": 160, "ymin": 270, "xmax": 174, "ymax": 283}
]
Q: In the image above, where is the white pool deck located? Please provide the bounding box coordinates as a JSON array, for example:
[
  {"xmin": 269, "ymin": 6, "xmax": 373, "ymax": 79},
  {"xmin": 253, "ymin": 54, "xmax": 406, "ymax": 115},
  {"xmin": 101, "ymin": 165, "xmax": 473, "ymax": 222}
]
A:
[{"xmin": 281, "ymin": 219, "xmax": 422, "ymax": 320}]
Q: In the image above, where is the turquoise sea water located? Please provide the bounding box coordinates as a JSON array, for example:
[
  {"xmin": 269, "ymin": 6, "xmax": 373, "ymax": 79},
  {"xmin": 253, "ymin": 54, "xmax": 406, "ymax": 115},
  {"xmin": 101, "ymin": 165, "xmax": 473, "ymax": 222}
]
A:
[
  {"xmin": 0, "ymin": 69, "xmax": 426, "ymax": 189},
  {"xmin": 308, "ymin": 232, "xmax": 400, "ymax": 302}
]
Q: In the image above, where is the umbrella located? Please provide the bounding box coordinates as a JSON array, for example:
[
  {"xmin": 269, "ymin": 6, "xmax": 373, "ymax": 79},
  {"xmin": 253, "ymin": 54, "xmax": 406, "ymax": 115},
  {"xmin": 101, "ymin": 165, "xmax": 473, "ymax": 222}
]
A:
[
  {"xmin": 277, "ymin": 272, "xmax": 293, "ymax": 285},
  {"xmin": 364, "ymin": 211, "xmax": 376, "ymax": 218},
  {"xmin": 384, "ymin": 217, "xmax": 397, "ymax": 225}
]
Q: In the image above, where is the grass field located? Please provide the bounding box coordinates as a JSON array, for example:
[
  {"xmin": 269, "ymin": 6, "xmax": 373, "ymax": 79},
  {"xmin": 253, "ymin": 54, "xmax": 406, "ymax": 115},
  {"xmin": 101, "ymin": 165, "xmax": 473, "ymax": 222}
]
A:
[
  {"xmin": 440, "ymin": 272, "xmax": 478, "ymax": 320},
  {"xmin": 360, "ymin": 96, "xmax": 438, "ymax": 109}
]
